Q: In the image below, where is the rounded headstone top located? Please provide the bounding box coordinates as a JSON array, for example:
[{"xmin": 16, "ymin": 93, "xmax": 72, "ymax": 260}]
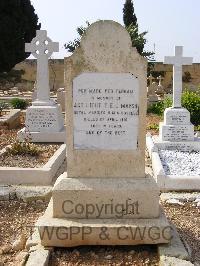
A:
[{"xmin": 80, "ymin": 20, "xmax": 133, "ymax": 63}]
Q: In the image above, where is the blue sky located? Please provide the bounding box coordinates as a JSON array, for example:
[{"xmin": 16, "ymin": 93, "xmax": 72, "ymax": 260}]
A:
[{"xmin": 31, "ymin": 0, "xmax": 200, "ymax": 62}]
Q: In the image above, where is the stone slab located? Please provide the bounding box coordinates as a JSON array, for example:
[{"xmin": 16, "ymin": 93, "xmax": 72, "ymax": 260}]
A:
[
  {"xmin": 65, "ymin": 21, "xmax": 147, "ymax": 179},
  {"xmin": 17, "ymin": 127, "xmax": 66, "ymax": 143},
  {"xmin": 25, "ymin": 105, "xmax": 64, "ymax": 132},
  {"xmin": 164, "ymin": 107, "xmax": 191, "ymax": 125},
  {"xmin": 158, "ymin": 225, "xmax": 190, "ymax": 260},
  {"xmin": 73, "ymin": 73, "xmax": 139, "ymax": 150},
  {"xmin": 36, "ymin": 200, "xmax": 171, "ymax": 247},
  {"xmin": 159, "ymin": 122, "xmax": 194, "ymax": 141},
  {"xmin": 15, "ymin": 186, "xmax": 52, "ymax": 203},
  {"xmin": 0, "ymin": 144, "xmax": 66, "ymax": 185},
  {"xmin": 152, "ymin": 136, "xmax": 200, "ymax": 152},
  {"xmin": 146, "ymin": 135, "xmax": 200, "ymax": 191},
  {"xmin": 0, "ymin": 109, "xmax": 21, "ymax": 129},
  {"xmin": 52, "ymin": 173, "xmax": 160, "ymax": 219},
  {"xmin": 26, "ymin": 248, "xmax": 50, "ymax": 266},
  {"xmin": 0, "ymin": 185, "xmax": 15, "ymax": 200},
  {"xmin": 160, "ymin": 256, "xmax": 194, "ymax": 266}
]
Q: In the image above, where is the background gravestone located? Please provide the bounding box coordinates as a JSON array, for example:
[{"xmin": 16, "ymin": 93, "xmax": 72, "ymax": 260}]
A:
[
  {"xmin": 159, "ymin": 46, "xmax": 194, "ymax": 142},
  {"xmin": 37, "ymin": 20, "xmax": 170, "ymax": 247},
  {"xmin": 17, "ymin": 30, "xmax": 65, "ymax": 143}
]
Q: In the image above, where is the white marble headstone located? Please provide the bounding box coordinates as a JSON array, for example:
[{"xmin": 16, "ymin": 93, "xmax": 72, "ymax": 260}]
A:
[{"xmin": 73, "ymin": 73, "xmax": 139, "ymax": 150}]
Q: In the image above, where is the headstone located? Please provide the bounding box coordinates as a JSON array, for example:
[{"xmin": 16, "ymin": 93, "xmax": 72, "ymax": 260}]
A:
[
  {"xmin": 17, "ymin": 30, "xmax": 65, "ymax": 143},
  {"xmin": 156, "ymin": 75, "xmax": 165, "ymax": 95},
  {"xmin": 147, "ymin": 75, "xmax": 159, "ymax": 102},
  {"xmin": 159, "ymin": 46, "xmax": 194, "ymax": 142},
  {"xmin": 37, "ymin": 21, "xmax": 170, "ymax": 247},
  {"xmin": 57, "ymin": 88, "xmax": 66, "ymax": 112}
]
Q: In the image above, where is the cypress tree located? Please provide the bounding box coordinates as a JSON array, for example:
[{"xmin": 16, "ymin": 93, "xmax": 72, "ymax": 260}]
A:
[
  {"xmin": 123, "ymin": 0, "xmax": 138, "ymax": 28},
  {"xmin": 0, "ymin": 0, "xmax": 41, "ymax": 73}
]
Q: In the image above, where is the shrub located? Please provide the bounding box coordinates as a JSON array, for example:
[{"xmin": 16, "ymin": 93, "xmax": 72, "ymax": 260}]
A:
[
  {"xmin": 147, "ymin": 123, "xmax": 159, "ymax": 131},
  {"xmin": 147, "ymin": 97, "xmax": 172, "ymax": 116},
  {"xmin": 147, "ymin": 90, "xmax": 200, "ymax": 126},
  {"xmin": 6, "ymin": 141, "xmax": 40, "ymax": 156},
  {"xmin": 182, "ymin": 89, "xmax": 200, "ymax": 125},
  {"xmin": 10, "ymin": 98, "xmax": 28, "ymax": 109}
]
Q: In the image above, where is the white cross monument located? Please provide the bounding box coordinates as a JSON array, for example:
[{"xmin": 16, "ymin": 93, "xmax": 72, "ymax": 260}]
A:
[
  {"xmin": 158, "ymin": 46, "xmax": 194, "ymax": 142},
  {"xmin": 25, "ymin": 30, "xmax": 59, "ymax": 105},
  {"xmin": 17, "ymin": 30, "xmax": 65, "ymax": 143},
  {"xmin": 164, "ymin": 46, "xmax": 193, "ymax": 108}
]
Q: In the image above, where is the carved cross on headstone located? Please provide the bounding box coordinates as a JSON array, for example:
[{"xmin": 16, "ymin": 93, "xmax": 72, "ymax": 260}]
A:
[
  {"xmin": 164, "ymin": 46, "xmax": 192, "ymax": 108},
  {"xmin": 25, "ymin": 30, "xmax": 59, "ymax": 104}
]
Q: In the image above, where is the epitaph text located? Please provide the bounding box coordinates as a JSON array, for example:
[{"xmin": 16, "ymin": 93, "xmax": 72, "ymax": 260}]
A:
[{"xmin": 73, "ymin": 73, "xmax": 139, "ymax": 150}]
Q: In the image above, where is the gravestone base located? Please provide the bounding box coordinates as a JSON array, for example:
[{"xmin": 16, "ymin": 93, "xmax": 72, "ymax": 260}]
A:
[
  {"xmin": 17, "ymin": 127, "xmax": 66, "ymax": 143},
  {"xmin": 17, "ymin": 105, "xmax": 66, "ymax": 143},
  {"xmin": 37, "ymin": 200, "xmax": 171, "ymax": 247},
  {"xmin": 36, "ymin": 172, "xmax": 171, "ymax": 247},
  {"xmin": 159, "ymin": 107, "xmax": 194, "ymax": 142},
  {"xmin": 159, "ymin": 123, "xmax": 194, "ymax": 142}
]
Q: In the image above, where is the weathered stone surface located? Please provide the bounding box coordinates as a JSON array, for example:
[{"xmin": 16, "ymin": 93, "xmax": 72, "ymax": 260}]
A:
[
  {"xmin": 36, "ymin": 20, "xmax": 171, "ymax": 248},
  {"xmin": 0, "ymin": 186, "xmax": 15, "ymax": 200},
  {"xmin": 73, "ymin": 73, "xmax": 139, "ymax": 150},
  {"xmin": 26, "ymin": 228, "xmax": 41, "ymax": 250},
  {"xmin": 164, "ymin": 108, "xmax": 191, "ymax": 125},
  {"xmin": 158, "ymin": 225, "xmax": 190, "ymax": 260},
  {"xmin": 159, "ymin": 122, "xmax": 194, "ymax": 142},
  {"xmin": 65, "ymin": 20, "xmax": 147, "ymax": 179},
  {"xmin": 52, "ymin": 173, "xmax": 160, "ymax": 219},
  {"xmin": 15, "ymin": 251, "xmax": 29, "ymax": 266},
  {"xmin": 15, "ymin": 186, "xmax": 52, "ymax": 202},
  {"xmin": 160, "ymin": 192, "xmax": 200, "ymax": 203},
  {"xmin": 160, "ymin": 256, "xmax": 193, "ymax": 266},
  {"xmin": 37, "ymin": 200, "xmax": 171, "ymax": 247},
  {"xmin": 26, "ymin": 248, "xmax": 50, "ymax": 266}
]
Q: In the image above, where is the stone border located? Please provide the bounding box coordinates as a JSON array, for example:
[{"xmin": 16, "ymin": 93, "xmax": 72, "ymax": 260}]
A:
[
  {"xmin": 0, "ymin": 109, "xmax": 21, "ymax": 129},
  {"xmin": 146, "ymin": 134, "xmax": 200, "ymax": 191},
  {"xmin": 0, "ymin": 144, "xmax": 66, "ymax": 185},
  {"xmin": 158, "ymin": 225, "xmax": 194, "ymax": 265}
]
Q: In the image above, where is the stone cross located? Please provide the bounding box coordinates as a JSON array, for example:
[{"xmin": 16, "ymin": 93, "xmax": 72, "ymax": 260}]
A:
[
  {"xmin": 25, "ymin": 30, "xmax": 59, "ymax": 104},
  {"xmin": 164, "ymin": 46, "xmax": 192, "ymax": 108}
]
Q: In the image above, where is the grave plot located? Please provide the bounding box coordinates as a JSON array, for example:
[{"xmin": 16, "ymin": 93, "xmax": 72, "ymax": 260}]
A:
[
  {"xmin": 147, "ymin": 134, "xmax": 200, "ymax": 191},
  {"xmin": 0, "ymin": 105, "xmax": 21, "ymax": 130},
  {"xmin": 17, "ymin": 30, "xmax": 66, "ymax": 143},
  {"xmin": 147, "ymin": 46, "xmax": 200, "ymax": 191},
  {"xmin": 0, "ymin": 141, "xmax": 66, "ymax": 185}
]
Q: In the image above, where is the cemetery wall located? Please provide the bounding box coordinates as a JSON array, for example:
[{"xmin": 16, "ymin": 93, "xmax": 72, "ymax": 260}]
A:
[{"xmin": 14, "ymin": 60, "xmax": 200, "ymax": 92}]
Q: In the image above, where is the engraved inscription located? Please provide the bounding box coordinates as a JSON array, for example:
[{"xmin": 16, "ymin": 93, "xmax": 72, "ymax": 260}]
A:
[
  {"xmin": 73, "ymin": 73, "xmax": 139, "ymax": 150},
  {"xmin": 26, "ymin": 109, "xmax": 57, "ymax": 131},
  {"xmin": 162, "ymin": 125, "xmax": 194, "ymax": 141}
]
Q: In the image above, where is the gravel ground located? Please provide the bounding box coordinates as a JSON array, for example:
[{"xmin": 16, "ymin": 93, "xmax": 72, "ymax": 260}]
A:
[
  {"xmin": 50, "ymin": 246, "xmax": 158, "ymax": 266},
  {"xmin": 146, "ymin": 114, "xmax": 161, "ymax": 135},
  {"xmin": 0, "ymin": 128, "xmax": 19, "ymax": 150},
  {"xmin": 162, "ymin": 201, "xmax": 200, "ymax": 265},
  {"xmin": 0, "ymin": 200, "xmax": 47, "ymax": 265},
  {"xmin": 159, "ymin": 149, "xmax": 200, "ymax": 176},
  {"xmin": 0, "ymin": 144, "xmax": 60, "ymax": 168}
]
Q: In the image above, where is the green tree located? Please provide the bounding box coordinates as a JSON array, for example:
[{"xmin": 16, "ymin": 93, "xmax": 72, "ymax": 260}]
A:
[
  {"xmin": 123, "ymin": 0, "xmax": 138, "ymax": 28},
  {"xmin": 0, "ymin": 0, "xmax": 41, "ymax": 73},
  {"xmin": 123, "ymin": 0, "xmax": 154, "ymax": 61},
  {"xmin": 64, "ymin": 22, "xmax": 90, "ymax": 53}
]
